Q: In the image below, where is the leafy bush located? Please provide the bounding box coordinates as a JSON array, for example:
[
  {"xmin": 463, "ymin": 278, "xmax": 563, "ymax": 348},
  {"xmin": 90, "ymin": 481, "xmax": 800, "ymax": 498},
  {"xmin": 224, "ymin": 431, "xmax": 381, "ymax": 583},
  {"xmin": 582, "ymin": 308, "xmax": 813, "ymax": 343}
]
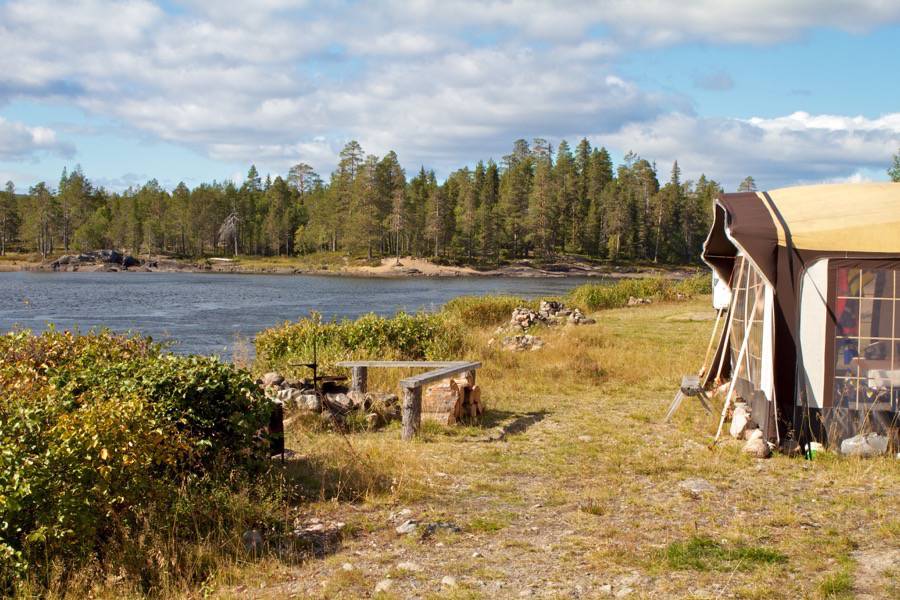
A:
[
  {"xmin": 568, "ymin": 274, "xmax": 710, "ymax": 311},
  {"xmin": 255, "ymin": 311, "xmax": 466, "ymax": 374},
  {"xmin": 442, "ymin": 295, "xmax": 537, "ymax": 328},
  {"xmin": 0, "ymin": 329, "xmax": 271, "ymax": 589}
]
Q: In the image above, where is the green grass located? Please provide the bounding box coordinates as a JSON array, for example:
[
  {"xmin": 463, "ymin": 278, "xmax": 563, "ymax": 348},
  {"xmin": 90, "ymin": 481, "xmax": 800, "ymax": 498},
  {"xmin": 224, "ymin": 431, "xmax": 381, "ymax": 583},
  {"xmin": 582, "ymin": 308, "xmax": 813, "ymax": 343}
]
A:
[
  {"xmin": 817, "ymin": 569, "xmax": 854, "ymax": 599},
  {"xmin": 663, "ymin": 536, "xmax": 787, "ymax": 572},
  {"xmin": 467, "ymin": 512, "xmax": 514, "ymax": 533}
]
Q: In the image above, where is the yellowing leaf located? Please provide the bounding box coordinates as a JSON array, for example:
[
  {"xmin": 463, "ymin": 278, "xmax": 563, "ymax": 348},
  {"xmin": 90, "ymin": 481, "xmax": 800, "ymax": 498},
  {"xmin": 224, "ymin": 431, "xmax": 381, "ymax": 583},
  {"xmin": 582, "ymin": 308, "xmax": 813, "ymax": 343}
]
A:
[{"xmin": 100, "ymin": 448, "xmax": 109, "ymax": 460}]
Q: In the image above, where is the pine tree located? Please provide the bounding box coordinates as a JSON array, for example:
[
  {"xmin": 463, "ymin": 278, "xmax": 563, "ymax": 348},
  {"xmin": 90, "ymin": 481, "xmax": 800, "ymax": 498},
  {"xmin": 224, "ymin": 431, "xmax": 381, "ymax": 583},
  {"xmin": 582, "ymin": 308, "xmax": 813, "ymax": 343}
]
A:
[
  {"xmin": 737, "ymin": 176, "xmax": 757, "ymax": 192},
  {"xmin": 0, "ymin": 181, "xmax": 19, "ymax": 255},
  {"xmin": 528, "ymin": 157, "xmax": 555, "ymax": 258},
  {"xmin": 889, "ymin": 149, "xmax": 900, "ymax": 182},
  {"xmin": 478, "ymin": 161, "xmax": 500, "ymax": 263}
]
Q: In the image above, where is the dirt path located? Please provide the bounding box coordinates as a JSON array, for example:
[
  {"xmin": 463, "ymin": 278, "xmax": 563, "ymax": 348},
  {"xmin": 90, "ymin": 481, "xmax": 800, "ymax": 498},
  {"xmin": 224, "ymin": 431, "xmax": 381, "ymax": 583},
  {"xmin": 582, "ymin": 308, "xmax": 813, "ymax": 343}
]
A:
[{"xmin": 218, "ymin": 301, "xmax": 899, "ymax": 599}]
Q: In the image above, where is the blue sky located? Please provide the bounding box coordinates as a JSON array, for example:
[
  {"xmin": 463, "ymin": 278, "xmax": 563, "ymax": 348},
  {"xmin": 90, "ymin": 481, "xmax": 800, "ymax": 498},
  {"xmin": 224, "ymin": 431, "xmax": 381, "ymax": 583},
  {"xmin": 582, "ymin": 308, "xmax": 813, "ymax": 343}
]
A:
[{"xmin": 1, "ymin": 0, "xmax": 900, "ymax": 192}]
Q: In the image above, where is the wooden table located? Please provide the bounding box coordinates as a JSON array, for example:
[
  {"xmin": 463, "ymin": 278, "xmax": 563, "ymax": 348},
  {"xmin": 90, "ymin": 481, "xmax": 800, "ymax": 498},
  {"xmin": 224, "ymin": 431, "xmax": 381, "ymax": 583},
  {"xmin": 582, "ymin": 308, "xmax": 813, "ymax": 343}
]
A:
[{"xmin": 335, "ymin": 360, "xmax": 481, "ymax": 440}]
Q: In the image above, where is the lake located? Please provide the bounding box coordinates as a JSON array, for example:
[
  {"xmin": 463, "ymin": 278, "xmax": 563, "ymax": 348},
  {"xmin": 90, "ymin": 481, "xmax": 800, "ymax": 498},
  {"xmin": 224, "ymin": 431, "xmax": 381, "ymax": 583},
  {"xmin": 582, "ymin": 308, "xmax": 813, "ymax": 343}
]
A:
[{"xmin": 0, "ymin": 271, "xmax": 597, "ymax": 356}]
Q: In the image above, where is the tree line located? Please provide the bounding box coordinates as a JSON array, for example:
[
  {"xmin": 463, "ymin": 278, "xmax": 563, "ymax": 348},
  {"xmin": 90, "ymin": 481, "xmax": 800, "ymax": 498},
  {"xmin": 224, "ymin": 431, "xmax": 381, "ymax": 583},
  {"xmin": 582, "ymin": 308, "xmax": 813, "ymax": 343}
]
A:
[{"xmin": 0, "ymin": 138, "xmax": 734, "ymax": 265}]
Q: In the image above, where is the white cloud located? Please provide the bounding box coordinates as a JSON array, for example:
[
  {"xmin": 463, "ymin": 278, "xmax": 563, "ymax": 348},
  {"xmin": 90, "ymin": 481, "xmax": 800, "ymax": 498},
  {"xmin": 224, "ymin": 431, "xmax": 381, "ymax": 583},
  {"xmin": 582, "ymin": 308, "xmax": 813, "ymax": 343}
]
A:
[
  {"xmin": 0, "ymin": 117, "xmax": 74, "ymax": 161},
  {"xmin": 1, "ymin": 0, "xmax": 899, "ymax": 184},
  {"xmin": 597, "ymin": 111, "xmax": 900, "ymax": 190}
]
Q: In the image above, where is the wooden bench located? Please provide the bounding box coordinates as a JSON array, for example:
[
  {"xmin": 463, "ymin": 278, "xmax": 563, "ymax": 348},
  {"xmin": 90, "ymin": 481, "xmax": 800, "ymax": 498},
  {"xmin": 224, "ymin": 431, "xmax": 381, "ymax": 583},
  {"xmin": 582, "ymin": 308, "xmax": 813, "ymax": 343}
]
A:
[{"xmin": 335, "ymin": 360, "xmax": 482, "ymax": 440}]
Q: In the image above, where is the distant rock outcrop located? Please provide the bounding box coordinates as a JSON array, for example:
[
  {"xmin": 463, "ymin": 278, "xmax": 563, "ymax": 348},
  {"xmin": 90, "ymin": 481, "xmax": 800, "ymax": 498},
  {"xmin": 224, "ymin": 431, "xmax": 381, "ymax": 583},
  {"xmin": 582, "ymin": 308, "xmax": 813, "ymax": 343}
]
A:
[{"xmin": 48, "ymin": 249, "xmax": 140, "ymax": 272}]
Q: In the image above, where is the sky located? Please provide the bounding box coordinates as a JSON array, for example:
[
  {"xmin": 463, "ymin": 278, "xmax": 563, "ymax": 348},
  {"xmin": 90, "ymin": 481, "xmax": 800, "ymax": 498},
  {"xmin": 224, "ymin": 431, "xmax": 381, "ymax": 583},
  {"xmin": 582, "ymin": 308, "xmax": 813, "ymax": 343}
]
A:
[{"xmin": 1, "ymin": 0, "xmax": 900, "ymax": 192}]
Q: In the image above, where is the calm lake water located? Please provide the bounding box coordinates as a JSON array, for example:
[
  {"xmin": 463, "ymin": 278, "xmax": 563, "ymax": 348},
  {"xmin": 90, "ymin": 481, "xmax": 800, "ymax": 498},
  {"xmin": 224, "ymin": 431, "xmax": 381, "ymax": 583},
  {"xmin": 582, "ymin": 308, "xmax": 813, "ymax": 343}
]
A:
[{"xmin": 0, "ymin": 271, "xmax": 597, "ymax": 357}]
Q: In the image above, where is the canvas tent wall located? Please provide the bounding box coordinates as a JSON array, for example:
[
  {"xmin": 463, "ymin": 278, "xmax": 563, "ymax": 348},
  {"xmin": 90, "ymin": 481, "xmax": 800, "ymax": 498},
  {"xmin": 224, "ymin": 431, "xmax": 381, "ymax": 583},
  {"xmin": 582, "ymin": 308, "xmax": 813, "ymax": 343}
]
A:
[{"xmin": 702, "ymin": 183, "xmax": 900, "ymax": 447}]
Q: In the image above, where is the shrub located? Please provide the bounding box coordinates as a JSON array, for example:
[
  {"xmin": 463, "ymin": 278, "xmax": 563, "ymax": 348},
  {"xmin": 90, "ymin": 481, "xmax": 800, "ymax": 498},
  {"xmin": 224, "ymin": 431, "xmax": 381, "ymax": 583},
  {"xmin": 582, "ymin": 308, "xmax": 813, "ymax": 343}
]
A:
[
  {"xmin": 0, "ymin": 329, "xmax": 271, "ymax": 590},
  {"xmin": 443, "ymin": 295, "xmax": 537, "ymax": 328},
  {"xmin": 255, "ymin": 311, "xmax": 466, "ymax": 374},
  {"xmin": 568, "ymin": 274, "xmax": 710, "ymax": 311}
]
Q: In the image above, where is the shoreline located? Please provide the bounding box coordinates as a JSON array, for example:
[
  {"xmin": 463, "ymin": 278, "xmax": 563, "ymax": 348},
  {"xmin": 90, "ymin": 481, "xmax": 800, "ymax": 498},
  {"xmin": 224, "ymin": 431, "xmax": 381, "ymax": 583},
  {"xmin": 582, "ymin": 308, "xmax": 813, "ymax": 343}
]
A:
[{"xmin": 0, "ymin": 255, "xmax": 700, "ymax": 280}]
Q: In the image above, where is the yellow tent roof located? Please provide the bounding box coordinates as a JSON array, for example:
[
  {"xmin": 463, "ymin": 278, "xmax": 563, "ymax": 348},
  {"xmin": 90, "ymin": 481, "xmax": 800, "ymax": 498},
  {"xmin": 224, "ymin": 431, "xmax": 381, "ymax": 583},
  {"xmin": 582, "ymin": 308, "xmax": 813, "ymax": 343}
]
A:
[{"xmin": 760, "ymin": 183, "xmax": 900, "ymax": 253}]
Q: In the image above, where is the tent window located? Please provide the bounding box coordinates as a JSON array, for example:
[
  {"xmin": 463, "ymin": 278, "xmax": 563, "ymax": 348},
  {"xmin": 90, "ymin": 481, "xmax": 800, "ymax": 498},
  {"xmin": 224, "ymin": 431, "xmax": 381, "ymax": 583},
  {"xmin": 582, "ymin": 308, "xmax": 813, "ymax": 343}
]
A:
[
  {"xmin": 832, "ymin": 267, "xmax": 897, "ymax": 412},
  {"xmin": 729, "ymin": 256, "xmax": 765, "ymax": 399}
]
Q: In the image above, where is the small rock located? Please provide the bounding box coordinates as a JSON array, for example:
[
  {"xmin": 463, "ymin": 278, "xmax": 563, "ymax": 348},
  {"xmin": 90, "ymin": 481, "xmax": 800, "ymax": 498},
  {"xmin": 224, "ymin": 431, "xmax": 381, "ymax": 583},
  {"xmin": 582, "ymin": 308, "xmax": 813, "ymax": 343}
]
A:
[
  {"xmin": 742, "ymin": 435, "xmax": 772, "ymax": 458},
  {"xmin": 347, "ymin": 390, "xmax": 366, "ymax": 408},
  {"xmin": 472, "ymin": 551, "xmax": 483, "ymax": 558},
  {"xmin": 395, "ymin": 519, "xmax": 418, "ymax": 535},
  {"xmin": 301, "ymin": 394, "xmax": 321, "ymax": 411},
  {"xmin": 615, "ymin": 587, "xmax": 634, "ymax": 598},
  {"xmin": 326, "ymin": 392, "xmax": 354, "ymax": 413},
  {"xmin": 397, "ymin": 561, "xmax": 423, "ymax": 572},
  {"xmin": 441, "ymin": 575, "xmax": 458, "ymax": 588},
  {"xmin": 730, "ymin": 402, "xmax": 751, "ymax": 438},
  {"xmin": 365, "ymin": 412, "xmax": 383, "ymax": 430},
  {"xmin": 241, "ymin": 529, "xmax": 264, "ymax": 553},
  {"xmin": 598, "ymin": 583, "xmax": 613, "ymax": 595},
  {"xmin": 679, "ymin": 478, "xmax": 715, "ymax": 497},
  {"xmin": 342, "ymin": 562, "xmax": 354, "ymax": 571},
  {"xmin": 626, "ymin": 296, "xmax": 651, "ymax": 306},
  {"xmin": 374, "ymin": 579, "xmax": 393, "ymax": 593},
  {"xmin": 390, "ymin": 508, "xmax": 413, "ymax": 521},
  {"xmin": 261, "ymin": 372, "xmax": 284, "ymax": 388},
  {"xmin": 840, "ymin": 432, "xmax": 889, "ymax": 457},
  {"xmin": 578, "ymin": 435, "xmax": 593, "ymax": 442}
]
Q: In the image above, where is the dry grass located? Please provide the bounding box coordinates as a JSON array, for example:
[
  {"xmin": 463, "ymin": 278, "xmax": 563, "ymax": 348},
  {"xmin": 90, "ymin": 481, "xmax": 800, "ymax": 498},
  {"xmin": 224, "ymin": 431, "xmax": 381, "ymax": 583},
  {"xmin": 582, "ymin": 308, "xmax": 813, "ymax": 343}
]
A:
[
  {"xmin": 207, "ymin": 296, "xmax": 899, "ymax": 599},
  {"xmin": 34, "ymin": 296, "xmax": 895, "ymax": 598}
]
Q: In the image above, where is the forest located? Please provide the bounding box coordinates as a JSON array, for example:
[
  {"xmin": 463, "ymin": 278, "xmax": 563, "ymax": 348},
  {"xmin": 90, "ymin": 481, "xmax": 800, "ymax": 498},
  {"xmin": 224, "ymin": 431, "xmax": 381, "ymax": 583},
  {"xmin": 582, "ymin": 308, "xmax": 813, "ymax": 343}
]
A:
[{"xmin": 0, "ymin": 138, "xmax": 744, "ymax": 265}]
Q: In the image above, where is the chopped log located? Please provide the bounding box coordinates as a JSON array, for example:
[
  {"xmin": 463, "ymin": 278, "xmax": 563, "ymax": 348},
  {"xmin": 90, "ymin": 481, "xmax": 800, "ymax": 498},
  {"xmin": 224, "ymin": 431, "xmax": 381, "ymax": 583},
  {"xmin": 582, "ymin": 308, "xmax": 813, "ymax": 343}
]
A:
[
  {"xmin": 470, "ymin": 385, "xmax": 483, "ymax": 415},
  {"xmin": 422, "ymin": 379, "xmax": 461, "ymax": 425},
  {"xmin": 453, "ymin": 370, "xmax": 475, "ymax": 388},
  {"xmin": 422, "ymin": 411, "xmax": 455, "ymax": 425}
]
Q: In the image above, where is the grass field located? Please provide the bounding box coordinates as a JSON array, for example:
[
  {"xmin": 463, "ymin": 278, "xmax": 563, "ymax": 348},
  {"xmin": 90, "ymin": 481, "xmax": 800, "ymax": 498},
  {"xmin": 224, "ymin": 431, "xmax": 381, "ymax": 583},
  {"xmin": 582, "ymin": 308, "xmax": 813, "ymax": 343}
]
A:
[{"xmin": 203, "ymin": 297, "xmax": 899, "ymax": 599}]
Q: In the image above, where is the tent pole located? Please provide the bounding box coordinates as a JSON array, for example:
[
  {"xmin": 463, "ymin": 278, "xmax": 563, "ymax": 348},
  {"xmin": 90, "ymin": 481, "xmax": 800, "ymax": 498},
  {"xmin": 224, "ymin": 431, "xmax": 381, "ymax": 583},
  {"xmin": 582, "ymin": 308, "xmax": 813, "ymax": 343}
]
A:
[
  {"xmin": 698, "ymin": 307, "xmax": 724, "ymax": 377},
  {"xmin": 713, "ymin": 284, "xmax": 760, "ymax": 443},
  {"xmin": 713, "ymin": 259, "xmax": 745, "ymax": 383}
]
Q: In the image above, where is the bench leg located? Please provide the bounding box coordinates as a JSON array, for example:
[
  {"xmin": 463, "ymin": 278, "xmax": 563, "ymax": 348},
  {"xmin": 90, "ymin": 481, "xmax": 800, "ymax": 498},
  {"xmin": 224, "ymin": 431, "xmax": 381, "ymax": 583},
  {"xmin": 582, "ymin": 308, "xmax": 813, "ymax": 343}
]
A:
[
  {"xmin": 351, "ymin": 366, "xmax": 368, "ymax": 393},
  {"xmin": 401, "ymin": 385, "xmax": 422, "ymax": 440}
]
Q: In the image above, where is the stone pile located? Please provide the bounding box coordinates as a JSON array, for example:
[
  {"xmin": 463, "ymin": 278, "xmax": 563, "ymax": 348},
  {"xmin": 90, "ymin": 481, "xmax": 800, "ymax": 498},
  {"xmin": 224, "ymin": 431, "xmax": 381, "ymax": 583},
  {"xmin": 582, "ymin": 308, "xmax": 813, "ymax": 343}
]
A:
[
  {"xmin": 499, "ymin": 334, "xmax": 545, "ymax": 352},
  {"xmin": 509, "ymin": 301, "xmax": 596, "ymax": 332},
  {"xmin": 496, "ymin": 300, "xmax": 595, "ymax": 351},
  {"xmin": 259, "ymin": 371, "xmax": 400, "ymax": 431}
]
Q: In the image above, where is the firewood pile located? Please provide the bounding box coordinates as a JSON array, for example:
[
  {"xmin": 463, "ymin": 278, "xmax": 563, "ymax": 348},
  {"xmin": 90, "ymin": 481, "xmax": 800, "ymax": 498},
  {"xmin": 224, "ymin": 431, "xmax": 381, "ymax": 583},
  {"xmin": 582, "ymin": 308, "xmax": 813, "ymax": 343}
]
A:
[
  {"xmin": 258, "ymin": 371, "xmax": 401, "ymax": 431},
  {"xmin": 422, "ymin": 372, "xmax": 483, "ymax": 425}
]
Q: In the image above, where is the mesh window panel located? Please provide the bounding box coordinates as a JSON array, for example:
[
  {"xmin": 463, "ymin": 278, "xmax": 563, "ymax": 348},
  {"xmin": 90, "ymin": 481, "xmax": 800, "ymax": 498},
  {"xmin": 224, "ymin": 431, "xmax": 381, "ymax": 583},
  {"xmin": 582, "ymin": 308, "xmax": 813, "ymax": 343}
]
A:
[{"xmin": 814, "ymin": 264, "xmax": 900, "ymax": 447}]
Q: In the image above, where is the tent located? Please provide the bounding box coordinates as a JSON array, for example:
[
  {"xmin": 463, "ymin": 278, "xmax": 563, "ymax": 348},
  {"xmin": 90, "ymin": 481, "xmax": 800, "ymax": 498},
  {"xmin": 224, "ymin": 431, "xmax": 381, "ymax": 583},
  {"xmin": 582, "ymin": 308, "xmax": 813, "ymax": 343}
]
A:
[{"xmin": 701, "ymin": 183, "xmax": 900, "ymax": 449}]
